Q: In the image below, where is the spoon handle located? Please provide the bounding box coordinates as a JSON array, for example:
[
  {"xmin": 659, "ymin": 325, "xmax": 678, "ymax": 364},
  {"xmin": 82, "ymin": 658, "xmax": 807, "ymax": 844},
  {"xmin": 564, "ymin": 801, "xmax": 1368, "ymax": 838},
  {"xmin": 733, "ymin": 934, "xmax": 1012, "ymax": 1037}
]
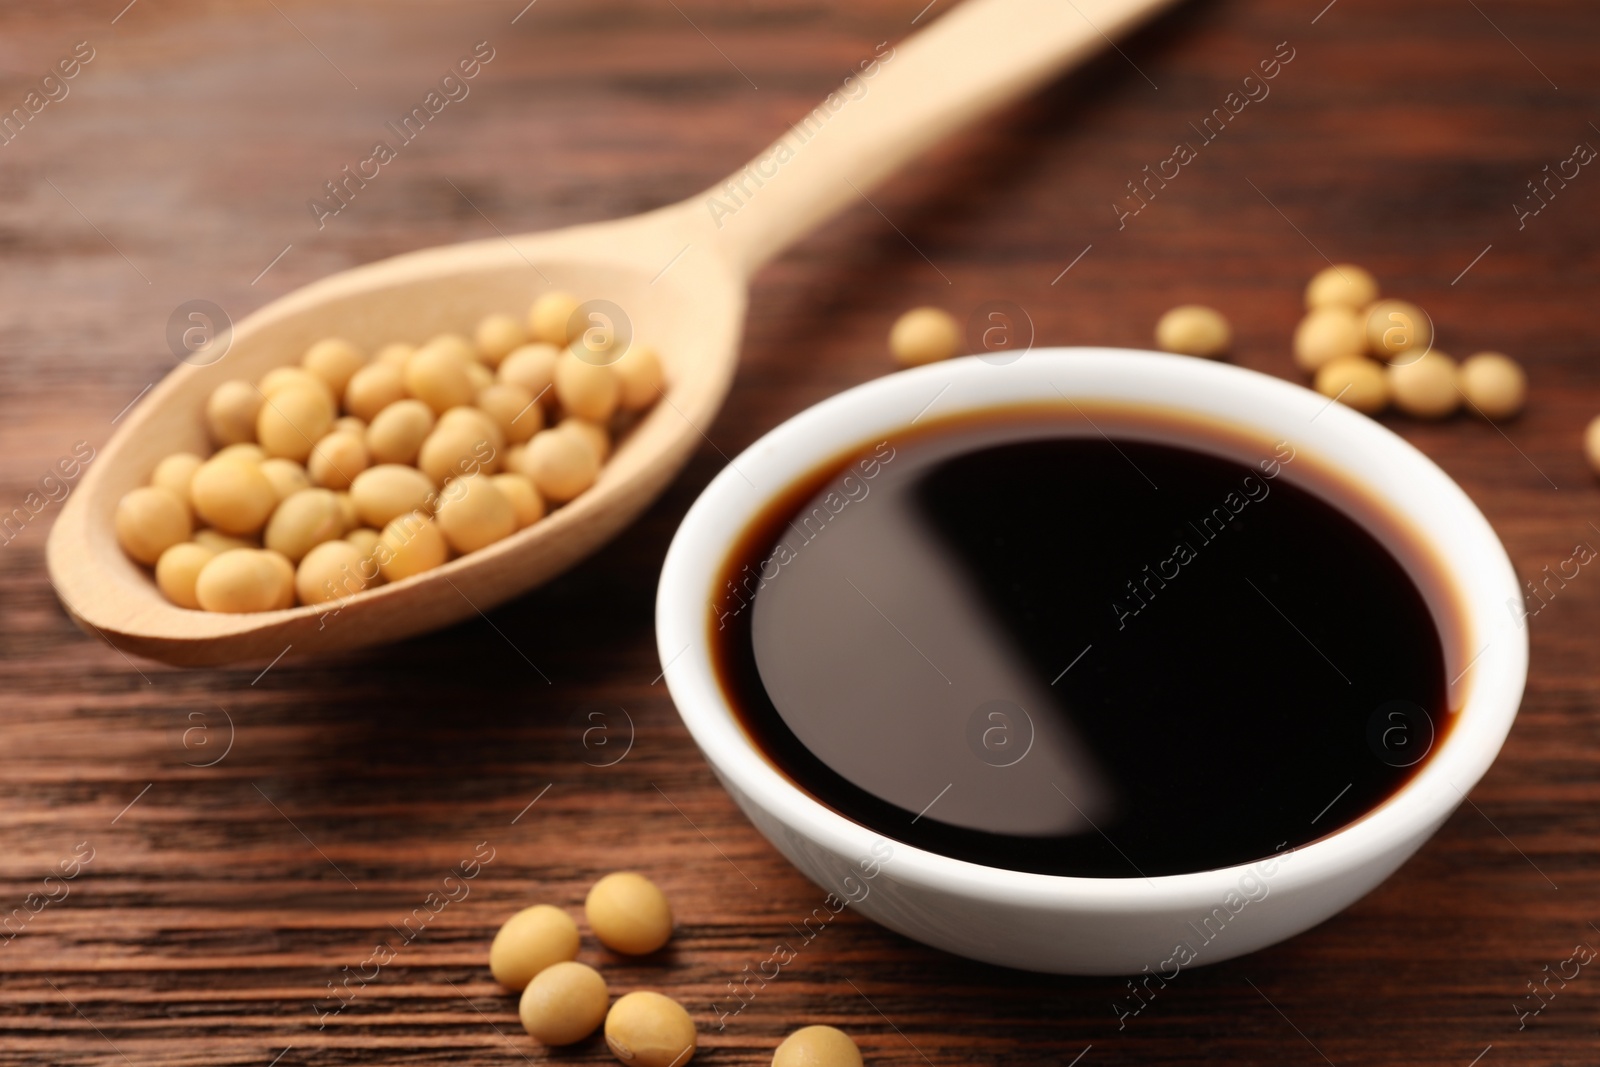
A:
[{"xmin": 694, "ymin": 0, "xmax": 1178, "ymax": 277}]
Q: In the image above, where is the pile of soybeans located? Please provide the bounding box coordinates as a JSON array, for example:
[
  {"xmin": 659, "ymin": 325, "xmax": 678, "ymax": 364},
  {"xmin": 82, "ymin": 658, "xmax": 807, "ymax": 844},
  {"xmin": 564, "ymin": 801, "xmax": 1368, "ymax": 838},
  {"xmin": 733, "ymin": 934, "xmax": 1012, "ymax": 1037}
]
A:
[{"xmin": 113, "ymin": 291, "xmax": 663, "ymax": 613}]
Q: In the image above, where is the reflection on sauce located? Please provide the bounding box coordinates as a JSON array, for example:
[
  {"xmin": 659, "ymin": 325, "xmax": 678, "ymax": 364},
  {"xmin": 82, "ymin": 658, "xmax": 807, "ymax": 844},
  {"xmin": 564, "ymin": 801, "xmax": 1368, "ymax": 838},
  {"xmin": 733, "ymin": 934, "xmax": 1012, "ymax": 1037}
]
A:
[{"xmin": 710, "ymin": 407, "xmax": 1459, "ymax": 878}]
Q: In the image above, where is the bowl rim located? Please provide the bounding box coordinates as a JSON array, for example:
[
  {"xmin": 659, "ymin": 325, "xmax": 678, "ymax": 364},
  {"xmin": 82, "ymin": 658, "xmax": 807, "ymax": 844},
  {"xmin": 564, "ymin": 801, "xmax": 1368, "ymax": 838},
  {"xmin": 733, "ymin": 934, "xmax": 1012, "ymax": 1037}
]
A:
[{"xmin": 656, "ymin": 348, "xmax": 1528, "ymax": 912}]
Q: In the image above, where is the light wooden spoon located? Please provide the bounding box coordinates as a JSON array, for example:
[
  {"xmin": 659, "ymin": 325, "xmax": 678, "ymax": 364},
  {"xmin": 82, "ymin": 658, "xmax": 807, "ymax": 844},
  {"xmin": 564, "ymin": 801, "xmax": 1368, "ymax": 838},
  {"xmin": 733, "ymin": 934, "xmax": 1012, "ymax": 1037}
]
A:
[{"xmin": 48, "ymin": 0, "xmax": 1173, "ymax": 666}]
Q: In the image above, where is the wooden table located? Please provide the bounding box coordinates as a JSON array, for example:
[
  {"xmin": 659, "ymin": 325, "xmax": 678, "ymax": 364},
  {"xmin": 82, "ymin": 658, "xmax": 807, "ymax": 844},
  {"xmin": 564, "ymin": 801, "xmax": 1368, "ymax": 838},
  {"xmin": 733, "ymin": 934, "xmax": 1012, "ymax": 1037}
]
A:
[{"xmin": 4, "ymin": 0, "xmax": 1598, "ymax": 1063}]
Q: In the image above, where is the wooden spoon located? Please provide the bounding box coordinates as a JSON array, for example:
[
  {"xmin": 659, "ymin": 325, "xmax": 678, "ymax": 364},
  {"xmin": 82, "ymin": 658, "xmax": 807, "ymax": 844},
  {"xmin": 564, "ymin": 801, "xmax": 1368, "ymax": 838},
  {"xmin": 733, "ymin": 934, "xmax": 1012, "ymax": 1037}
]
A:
[{"xmin": 48, "ymin": 0, "xmax": 1174, "ymax": 666}]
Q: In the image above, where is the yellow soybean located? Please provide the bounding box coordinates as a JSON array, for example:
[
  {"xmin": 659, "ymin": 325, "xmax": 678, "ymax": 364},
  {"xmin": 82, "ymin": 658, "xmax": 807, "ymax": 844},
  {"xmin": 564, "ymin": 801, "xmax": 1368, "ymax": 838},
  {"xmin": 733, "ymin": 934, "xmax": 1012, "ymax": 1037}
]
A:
[
  {"xmin": 889, "ymin": 307, "xmax": 960, "ymax": 366},
  {"xmin": 366, "ymin": 399, "xmax": 437, "ymax": 465},
  {"xmin": 604, "ymin": 991, "xmax": 696, "ymax": 1067},
  {"xmin": 418, "ymin": 419, "xmax": 500, "ymax": 486},
  {"xmin": 434, "ymin": 474, "xmax": 516, "ymax": 553},
  {"xmin": 475, "ymin": 312, "xmax": 528, "ymax": 366},
  {"xmin": 519, "ymin": 427, "xmax": 599, "ymax": 503},
  {"xmin": 519, "ymin": 961, "xmax": 609, "ymax": 1046},
  {"xmin": 1314, "ymin": 357, "xmax": 1389, "ymax": 415},
  {"xmin": 296, "ymin": 539, "xmax": 371, "ymax": 605},
  {"xmin": 307, "ymin": 431, "xmax": 371, "ymax": 490},
  {"xmin": 585, "ymin": 871, "xmax": 673, "ymax": 955},
  {"xmin": 350, "ymin": 465, "xmax": 436, "ymax": 529},
  {"xmin": 1305, "ymin": 264, "xmax": 1379, "ymax": 311},
  {"xmin": 614, "ymin": 344, "xmax": 664, "ymax": 410},
  {"xmin": 151, "ymin": 452, "xmax": 204, "ymax": 504},
  {"xmin": 301, "ymin": 337, "xmax": 366, "ymax": 395},
  {"xmin": 259, "ymin": 458, "xmax": 311, "ymax": 503},
  {"xmin": 345, "ymin": 362, "xmax": 407, "ymax": 422},
  {"xmin": 375, "ymin": 511, "xmax": 447, "ymax": 581},
  {"xmin": 155, "ymin": 542, "xmax": 216, "ymax": 609},
  {"xmin": 263, "ymin": 488, "xmax": 344, "ymax": 563},
  {"xmin": 773, "ymin": 1026, "xmax": 863, "ymax": 1067},
  {"xmin": 477, "ymin": 382, "xmax": 542, "ymax": 444},
  {"xmin": 489, "ymin": 904, "xmax": 581, "ymax": 991},
  {"xmin": 500, "ymin": 343, "xmax": 560, "ymax": 398},
  {"xmin": 554, "ymin": 350, "xmax": 620, "ymax": 423},
  {"xmin": 1459, "ymin": 352, "xmax": 1526, "ymax": 420},
  {"xmin": 194, "ymin": 549, "xmax": 293, "ymax": 613},
  {"xmin": 257, "ymin": 384, "xmax": 335, "ymax": 462},
  {"xmin": 1155, "ymin": 305, "xmax": 1230, "ymax": 358},
  {"xmin": 205, "ymin": 380, "xmax": 264, "ymax": 446},
  {"xmin": 191, "ymin": 456, "xmax": 278, "ymax": 535},
  {"xmin": 115, "ymin": 486, "xmax": 192, "ymax": 565},
  {"xmin": 529, "ymin": 291, "xmax": 580, "ymax": 345},
  {"xmin": 491, "ymin": 473, "xmax": 545, "ymax": 528}
]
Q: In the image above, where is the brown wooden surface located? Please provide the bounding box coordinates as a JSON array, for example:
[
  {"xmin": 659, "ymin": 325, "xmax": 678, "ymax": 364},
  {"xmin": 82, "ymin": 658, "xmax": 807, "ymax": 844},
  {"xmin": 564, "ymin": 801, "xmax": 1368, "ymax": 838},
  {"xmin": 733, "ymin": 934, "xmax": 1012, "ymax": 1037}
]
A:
[{"xmin": 3, "ymin": 0, "xmax": 1599, "ymax": 1063}]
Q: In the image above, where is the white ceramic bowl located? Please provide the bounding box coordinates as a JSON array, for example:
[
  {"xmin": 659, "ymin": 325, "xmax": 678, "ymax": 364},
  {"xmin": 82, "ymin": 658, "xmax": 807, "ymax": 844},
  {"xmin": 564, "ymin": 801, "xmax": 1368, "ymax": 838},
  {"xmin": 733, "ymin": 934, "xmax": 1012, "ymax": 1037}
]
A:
[{"xmin": 655, "ymin": 348, "xmax": 1526, "ymax": 975}]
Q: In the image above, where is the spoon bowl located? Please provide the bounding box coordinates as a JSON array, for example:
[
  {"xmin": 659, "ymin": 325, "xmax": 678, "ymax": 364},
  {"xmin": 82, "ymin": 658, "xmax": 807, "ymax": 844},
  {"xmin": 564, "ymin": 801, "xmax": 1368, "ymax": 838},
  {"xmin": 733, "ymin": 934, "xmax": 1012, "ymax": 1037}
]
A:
[
  {"xmin": 47, "ymin": 0, "xmax": 1175, "ymax": 665},
  {"xmin": 50, "ymin": 204, "xmax": 746, "ymax": 664}
]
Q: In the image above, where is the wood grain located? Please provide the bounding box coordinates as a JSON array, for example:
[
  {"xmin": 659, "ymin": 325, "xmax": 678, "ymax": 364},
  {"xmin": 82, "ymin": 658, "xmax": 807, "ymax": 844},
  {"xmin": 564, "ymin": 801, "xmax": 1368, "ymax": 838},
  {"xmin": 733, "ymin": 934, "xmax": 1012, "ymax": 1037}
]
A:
[{"xmin": 3, "ymin": 0, "xmax": 1600, "ymax": 1064}]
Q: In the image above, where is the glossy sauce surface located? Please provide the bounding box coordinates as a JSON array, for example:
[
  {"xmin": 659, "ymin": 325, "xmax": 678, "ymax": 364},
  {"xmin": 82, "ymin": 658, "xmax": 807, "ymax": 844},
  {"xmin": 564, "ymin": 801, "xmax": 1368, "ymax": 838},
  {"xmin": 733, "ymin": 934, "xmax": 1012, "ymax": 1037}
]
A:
[{"xmin": 710, "ymin": 411, "xmax": 1455, "ymax": 878}]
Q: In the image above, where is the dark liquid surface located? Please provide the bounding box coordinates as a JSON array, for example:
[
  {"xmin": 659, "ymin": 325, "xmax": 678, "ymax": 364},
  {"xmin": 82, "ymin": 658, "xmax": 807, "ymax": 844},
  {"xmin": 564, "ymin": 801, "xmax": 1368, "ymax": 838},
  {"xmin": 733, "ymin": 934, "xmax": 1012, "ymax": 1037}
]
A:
[{"xmin": 710, "ymin": 414, "xmax": 1453, "ymax": 878}]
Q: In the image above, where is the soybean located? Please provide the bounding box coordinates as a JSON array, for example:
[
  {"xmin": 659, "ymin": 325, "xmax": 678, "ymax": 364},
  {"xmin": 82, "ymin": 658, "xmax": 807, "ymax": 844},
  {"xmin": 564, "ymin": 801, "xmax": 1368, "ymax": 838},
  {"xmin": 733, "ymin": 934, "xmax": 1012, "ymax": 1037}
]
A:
[
  {"xmin": 1364, "ymin": 299, "xmax": 1432, "ymax": 359},
  {"xmin": 434, "ymin": 474, "xmax": 516, "ymax": 553},
  {"xmin": 404, "ymin": 344, "xmax": 476, "ymax": 414},
  {"xmin": 1293, "ymin": 306, "xmax": 1365, "ymax": 373},
  {"xmin": 350, "ymin": 465, "xmax": 436, "ymax": 529},
  {"xmin": 586, "ymin": 871, "xmax": 673, "ymax": 956},
  {"xmin": 375, "ymin": 511, "xmax": 447, "ymax": 581},
  {"xmin": 155, "ymin": 542, "xmax": 216, "ymax": 609},
  {"xmin": 1459, "ymin": 352, "xmax": 1526, "ymax": 420},
  {"xmin": 307, "ymin": 431, "xmax": 370, "ymax": 490},
  {"xmin": 418, "ymin": 418, "xmax": 500, "ymax": 486},
  {"xmin": 422, "ymin": 333, "xmax": 478, "ymax": 368},
  {"xmin": 476, "ymin": 312, "xmax": 527, "ymax": 366},
  {"xmin": 477, "ymin": 382, "xmax": 542, "ymax": 444},
  {"xmin": 259, "ymin": 458, "xmax": 311, "ymax": 503},
  {"xmin": 296, "ymin": 539, "xmax": 371, "ymax": 605},
  {"xmin": 263, "ymin": 488, "xmax": 344, "ymax": 563},
  {"xmin": 519, "ymin": 427, "xmax": 599, "ymax": 503},
  {"xmin": 489, "ymin": 904, "xmax": 581, "ymax": 991},
  {"xmin": 259, "ymin": 365, "xmax": 334, "ymax": 403},
  {"xmin": 560, "ymin": 417, "xmax": 610, "ymax": 464},
  {"xmin": 345, "ymin": 527, "xmax": 382, "ymax": 557},
  {"xmin": 1585, "ymin": 416, "xmax": 1600, "ymax": 476},
  {"xmin": 614, "ymin": 344, "xmax": 664, "ymax": 410},
  {"xmin": 1305, "ymin": 264, "xmax": 1379, "ymax": 311},
  {"xmin": 205, "ymin": 380, "xmax": 264, "ymax": 445},
  {"xmin": 191, "ymin": 456, "xmax": 278, "ymax": 535},
  {"xmin": 529, "ymin": 291, "xmax": 580, "ymax": 345},
  {"xmin": 345, "ymin": 361, "xmax": 407, "ymax": 422},
  {"xmin": 257, "ymin": 384, "xmax": 335, "ymax": 461},
  {"xmin": 1388, "ymin": 352, "xmax": 1460, "ymax": 419},
  {"xmin": 554, "ymin": 350, "xmax": 620, "ymax": 423},
  {"xmin": 604, "ymin": 991, "xmax": 696, "ymax": 1067},
  {"xmin": 115, "ymin": 486, "xmax": 193, "ymax": 565},
  {"xmin": 193, "ymin": 528, "xmax": 257, "ymax": 554},
  {"xmin": 215, "ymin": 442, "xmax": 266, "ymax": 464},
  {"xmin": 366, "ymin": 398, "xmax": 436, "ymax": 465},
  {"xmin": 302, "ymin": 337, "xmax": 366, "ymax": 395},
  {"xmin": 150, "ymin": 452, "xmax": 204, "ymax": 503},
  {"xmin": 1314, "ymin": 357, "xmax": 1389, "ymax": 415},
  {"xmin": 773, "ymin": 1026, "xmax": 863, "ymax": 1067},
  {"xmin": 492, "ymin": 473, "xmax": 545, "ymax": 528},
  {"xmin": 889, "ymin": 307, "xmax": 960, "ymax": 366},
  {"xmin": 194, "ymin": 549, "xmax": 293, "ymax": 613},
  {"xmin": 499, "ymin": 343, "xmax": 559, "ymax": 398},
  {"xmin": 1155, "ymin": 305, "xmax": 1230, "ymax": 359},
  {"xmin": 519, "ymin": 961, "xmax": 609, "ymax": 1046}
]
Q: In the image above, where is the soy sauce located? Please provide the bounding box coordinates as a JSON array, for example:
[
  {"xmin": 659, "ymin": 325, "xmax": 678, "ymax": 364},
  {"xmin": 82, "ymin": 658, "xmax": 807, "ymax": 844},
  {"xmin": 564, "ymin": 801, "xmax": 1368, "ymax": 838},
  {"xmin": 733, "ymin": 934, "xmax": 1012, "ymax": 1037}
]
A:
[{"xmin": 709, "ymin": 406, "xmax": 1459, "ymax": 878}]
